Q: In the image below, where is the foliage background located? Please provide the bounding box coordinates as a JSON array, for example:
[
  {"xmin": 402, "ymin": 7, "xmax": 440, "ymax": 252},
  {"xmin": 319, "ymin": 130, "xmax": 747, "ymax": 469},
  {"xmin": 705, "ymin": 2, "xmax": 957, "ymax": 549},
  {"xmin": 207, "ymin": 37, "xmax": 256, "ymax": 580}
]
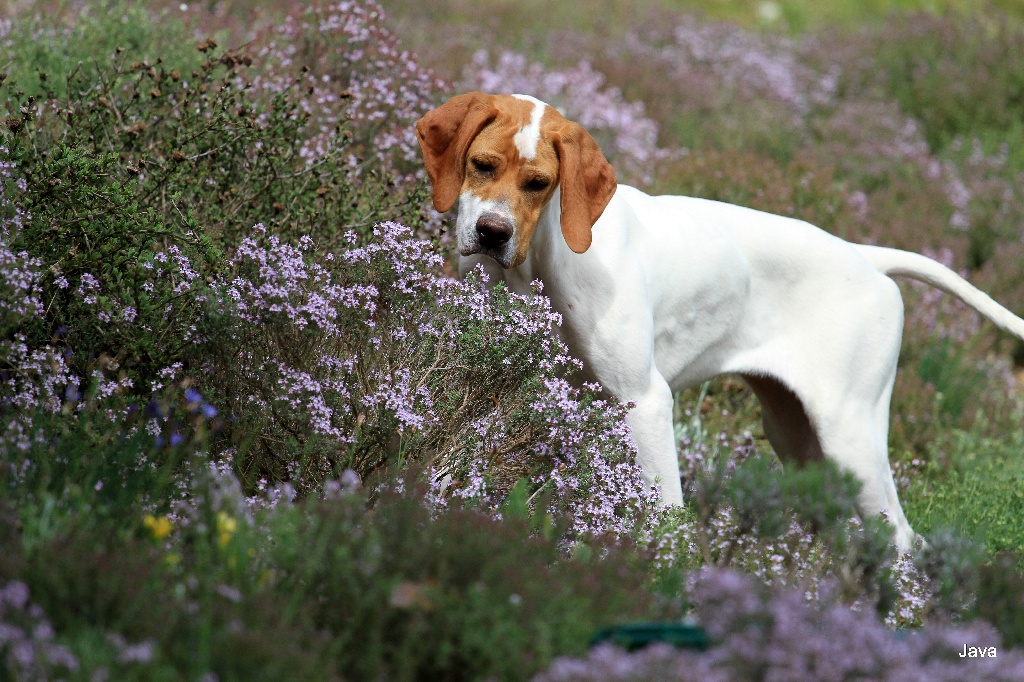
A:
[{"xmin": 1, "ymin": 0, "xmax": 1024, "ymax": 679}]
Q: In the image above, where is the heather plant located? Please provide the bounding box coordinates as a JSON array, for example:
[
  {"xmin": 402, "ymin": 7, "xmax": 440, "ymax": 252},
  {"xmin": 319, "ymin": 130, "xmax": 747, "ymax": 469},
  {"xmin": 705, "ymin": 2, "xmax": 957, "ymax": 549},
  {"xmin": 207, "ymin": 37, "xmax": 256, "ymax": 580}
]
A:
[
  {"xmin": 2, "ymin": 457, "xmax": 659, "ymax": 681},
  {"xmin": 657, "ymin": 401, "xmax": 1024, "ymax": 636},
  {"xmin": 1, "ymin": 29, "xmax": 427, "ymax": 413},
  {"xmin": 252, "ymin": 0, "xmax": 449, "ymax": 179},
  {"xmin": 536, "ymin": 567, "xmax": 1024, "ymax": 682},
  {"xmin": 651, "ymin": 430, "xmax": 926, "ymax": 625},
  {"xmin": 0, "ymin": 0, "xmax": 657, "ymax": 538},
  {"xmin": 198, "ymin": 220, "xmax": 658, "ymax": 540}
]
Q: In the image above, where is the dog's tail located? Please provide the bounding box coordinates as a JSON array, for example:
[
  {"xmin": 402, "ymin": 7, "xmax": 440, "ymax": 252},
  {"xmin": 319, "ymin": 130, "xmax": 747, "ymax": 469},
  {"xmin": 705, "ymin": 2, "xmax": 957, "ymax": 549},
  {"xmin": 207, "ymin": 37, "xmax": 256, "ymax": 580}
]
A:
[{"xmin": 857, "ymin": 244, "xmax": 1024, "ymax": 340}]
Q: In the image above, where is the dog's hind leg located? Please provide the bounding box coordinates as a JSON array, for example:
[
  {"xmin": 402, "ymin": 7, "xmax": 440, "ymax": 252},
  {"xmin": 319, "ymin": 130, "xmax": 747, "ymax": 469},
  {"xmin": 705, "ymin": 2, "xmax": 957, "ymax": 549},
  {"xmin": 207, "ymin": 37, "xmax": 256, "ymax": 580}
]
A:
[
  {"xmin": 740, "ymin": 275, "xmax": 920, "ymax": 551},
  {"xmin": 745, "ymin": 371, "xmax": 918, "ymax": 551},
  {"xmin": 818, "ymin": 403, "xmax": 919, "ymax": 551},
  {"xmin": 817, "ymin": 280, "xmax": 920, "ymax": 551}
]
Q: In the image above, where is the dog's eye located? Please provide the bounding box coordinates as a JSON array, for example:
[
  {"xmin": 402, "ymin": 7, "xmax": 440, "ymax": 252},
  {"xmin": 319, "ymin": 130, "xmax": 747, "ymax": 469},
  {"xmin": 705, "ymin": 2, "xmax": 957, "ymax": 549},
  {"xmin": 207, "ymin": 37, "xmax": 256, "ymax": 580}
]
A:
[
  {"xmin": 471, "ymin": 158, "xmax": 496, "ymax": 174},
  {"xmin": 524, "ymin": 177, "xmax": 551, "ymax": 192}
]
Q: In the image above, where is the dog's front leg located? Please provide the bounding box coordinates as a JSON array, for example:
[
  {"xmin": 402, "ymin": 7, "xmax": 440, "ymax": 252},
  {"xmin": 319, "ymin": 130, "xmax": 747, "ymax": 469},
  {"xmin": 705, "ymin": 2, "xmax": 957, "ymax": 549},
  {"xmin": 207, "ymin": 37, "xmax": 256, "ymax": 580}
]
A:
[
  {"xmin": 578, "ymin": 313, "xmax": 682, "ymax": 505},
  {"xmin": 621, "ymin": 369, "xmax": 683, "ymax": 506}
]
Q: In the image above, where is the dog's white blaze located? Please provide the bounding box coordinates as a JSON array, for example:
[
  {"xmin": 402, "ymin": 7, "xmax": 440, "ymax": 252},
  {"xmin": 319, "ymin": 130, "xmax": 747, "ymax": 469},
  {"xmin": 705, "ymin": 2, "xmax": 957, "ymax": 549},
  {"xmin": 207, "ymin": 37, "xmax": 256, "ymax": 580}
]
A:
[
  {"xmin": 456, "ymin": 190, "xmax": 517, "ymax": 265},
  {"xmin": 456, "ymin": 191, "xmax": 487, "ymax": 252},
  {"xmin": 511, "ymin": 94, "xmax": 545, "ymax": 161}
]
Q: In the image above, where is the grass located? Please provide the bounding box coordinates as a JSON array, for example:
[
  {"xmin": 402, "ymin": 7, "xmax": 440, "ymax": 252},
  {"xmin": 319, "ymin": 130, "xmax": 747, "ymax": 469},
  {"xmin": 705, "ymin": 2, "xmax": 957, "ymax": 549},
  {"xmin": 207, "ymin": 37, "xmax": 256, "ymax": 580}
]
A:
[{"xmin": 904, "ymin": 422, "xmax": 1024, "ymax": 558}]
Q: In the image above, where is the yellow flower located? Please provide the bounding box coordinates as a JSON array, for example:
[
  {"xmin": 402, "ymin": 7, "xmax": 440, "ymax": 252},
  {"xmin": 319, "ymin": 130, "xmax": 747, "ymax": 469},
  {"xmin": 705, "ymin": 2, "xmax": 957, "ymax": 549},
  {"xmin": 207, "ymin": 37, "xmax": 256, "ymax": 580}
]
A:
[
  {"xmin": 258, "ymin": 568, "xmax": 276, "ymax": 588},
  {"xmin": 216, "ymin": 511, "xmax": 237, "ymax": 548},
  {"xmin": 143, "ymin": 514, "xmax": 173, "ymax": 540}
]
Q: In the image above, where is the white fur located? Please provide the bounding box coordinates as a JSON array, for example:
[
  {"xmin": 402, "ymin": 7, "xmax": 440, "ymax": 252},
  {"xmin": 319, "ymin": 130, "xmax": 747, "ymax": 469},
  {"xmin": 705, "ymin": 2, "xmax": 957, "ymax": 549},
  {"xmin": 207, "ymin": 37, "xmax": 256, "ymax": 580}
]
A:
[
  {"xmin": 456, "ymin": 190, "xmax": 517, "ymax": 266},
  {"xmin": 511, "ymin": 94, "xmax": 545, "ymax": 161},
  {"xmin": 460, "ymin": 176, "xmax": 1024, "ymax": 553}
]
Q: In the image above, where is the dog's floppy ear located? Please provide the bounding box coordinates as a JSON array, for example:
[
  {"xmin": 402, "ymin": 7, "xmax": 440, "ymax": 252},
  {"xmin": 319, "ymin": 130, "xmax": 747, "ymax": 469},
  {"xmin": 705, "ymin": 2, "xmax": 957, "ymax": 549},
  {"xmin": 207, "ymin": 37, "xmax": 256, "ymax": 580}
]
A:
[
  {"xmin": 551, "ymin": 122, "xmax": 617, "ymax": 254},
  {"xmin": 416, "ymin": 92, "xmax": 499, "ymax": 213}
]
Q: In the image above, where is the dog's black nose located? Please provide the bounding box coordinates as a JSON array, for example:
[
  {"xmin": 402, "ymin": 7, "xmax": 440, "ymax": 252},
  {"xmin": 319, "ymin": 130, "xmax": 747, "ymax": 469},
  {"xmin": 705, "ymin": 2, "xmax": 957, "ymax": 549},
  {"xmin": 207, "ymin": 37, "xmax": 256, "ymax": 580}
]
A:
[{"xmin": 476, "ymin": 214, "xmax": 513, "ymax": 248}]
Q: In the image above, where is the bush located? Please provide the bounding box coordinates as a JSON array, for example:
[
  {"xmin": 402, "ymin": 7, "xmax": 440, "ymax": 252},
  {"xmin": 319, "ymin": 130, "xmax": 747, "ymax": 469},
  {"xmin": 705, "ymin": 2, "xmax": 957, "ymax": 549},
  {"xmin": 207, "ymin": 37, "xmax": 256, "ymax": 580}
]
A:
[
  {"xmin": 652, "ymin": 433, "xmax": 924, "ymax": 625},
  {"xmin": 1, "ymin": 0, "xmax": 657, "ymax": 538},
  {"xmin": 266, "ymin": 483, "xmax": 657, "ymax": 681},
  {"xmin": 253, "ymin": 0, "xmax": 448, "ymax": 178},
  {"xmin": 197, "ymin": 220, "xmax": 657, "ymax": 540},
  {"xmin": 536, "ymin": 567, "xmax": 1024, "ymax": 682},
  {"xmin": 858, "ymin": 12, "xmax": 1024, "ymax": 160},
  {"xmin": 2, "ymin": 458, "xmax": 658, "ymax": 681},
  {"xmin": 1, "ymin": 24, "xmax": 427, "ymax": 407}
]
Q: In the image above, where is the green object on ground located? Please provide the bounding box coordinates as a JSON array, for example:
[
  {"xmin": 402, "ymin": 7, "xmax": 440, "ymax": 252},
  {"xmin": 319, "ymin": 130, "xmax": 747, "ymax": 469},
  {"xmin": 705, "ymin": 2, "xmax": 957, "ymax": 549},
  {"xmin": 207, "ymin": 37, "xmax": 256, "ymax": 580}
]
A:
[{"xmin": 590, "ymin": 622, "xmax": 711, "ymax": 651}]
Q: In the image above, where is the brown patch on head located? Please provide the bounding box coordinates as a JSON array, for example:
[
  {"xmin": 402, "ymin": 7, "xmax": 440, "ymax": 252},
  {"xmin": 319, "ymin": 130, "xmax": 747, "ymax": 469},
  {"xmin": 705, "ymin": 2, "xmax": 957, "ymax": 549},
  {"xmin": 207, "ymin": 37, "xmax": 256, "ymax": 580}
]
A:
[
  {"xmin": 463, "ymin": 97, "xmax": 561, "ymax": 265},
  {"xmin": 417, "ymin": 93, "xmax": 617, "ymax": 265}
]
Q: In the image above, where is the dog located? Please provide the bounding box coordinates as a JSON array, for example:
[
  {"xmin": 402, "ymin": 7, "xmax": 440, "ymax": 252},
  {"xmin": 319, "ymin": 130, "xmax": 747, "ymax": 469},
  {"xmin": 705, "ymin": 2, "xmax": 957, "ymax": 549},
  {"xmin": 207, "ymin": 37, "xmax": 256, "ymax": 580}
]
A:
[{"xmin": 416, "ymin": 92, "xmax": 1024, "ymax": 550}]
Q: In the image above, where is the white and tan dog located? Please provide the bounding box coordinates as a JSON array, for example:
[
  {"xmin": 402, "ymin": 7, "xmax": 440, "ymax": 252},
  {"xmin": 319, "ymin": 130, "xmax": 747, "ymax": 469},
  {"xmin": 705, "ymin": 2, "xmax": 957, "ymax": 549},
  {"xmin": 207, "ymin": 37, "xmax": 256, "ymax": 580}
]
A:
[{"xmin": 416, "ymin": 92, "xmax": 1024, "ymax": 550}]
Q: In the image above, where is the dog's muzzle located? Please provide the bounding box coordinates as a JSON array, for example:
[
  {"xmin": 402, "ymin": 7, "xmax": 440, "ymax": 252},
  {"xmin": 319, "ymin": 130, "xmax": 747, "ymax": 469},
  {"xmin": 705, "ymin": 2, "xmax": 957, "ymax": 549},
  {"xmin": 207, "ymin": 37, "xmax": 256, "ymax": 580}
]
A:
[
  {"xmin": 475, "ymin": 212, "xmax": 513, "ymax": 250},
  {"xmin": 464, "ymin": 211, "xmax": 515, "ymax": 266}
]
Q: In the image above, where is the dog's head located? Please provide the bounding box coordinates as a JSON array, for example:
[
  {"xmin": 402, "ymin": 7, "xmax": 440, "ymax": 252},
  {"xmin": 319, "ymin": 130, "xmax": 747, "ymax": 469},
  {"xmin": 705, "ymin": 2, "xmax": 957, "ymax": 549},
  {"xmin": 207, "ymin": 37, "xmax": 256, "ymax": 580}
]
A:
[{"xmin": 416, "ymin": 92, "xmax": 617, "ymax": 268}]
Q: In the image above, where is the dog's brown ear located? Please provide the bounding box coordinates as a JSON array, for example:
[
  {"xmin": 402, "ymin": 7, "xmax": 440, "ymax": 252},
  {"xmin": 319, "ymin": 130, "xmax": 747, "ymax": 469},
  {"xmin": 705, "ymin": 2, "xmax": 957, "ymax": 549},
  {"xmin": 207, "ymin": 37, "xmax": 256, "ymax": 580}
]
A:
[
  {"xmin": 416, "ymin": 92, "xmax": 498, "ymax": 213},
  {"xmin": 551, "ymin": 121, "xmax": 617, "ymax": 254}
]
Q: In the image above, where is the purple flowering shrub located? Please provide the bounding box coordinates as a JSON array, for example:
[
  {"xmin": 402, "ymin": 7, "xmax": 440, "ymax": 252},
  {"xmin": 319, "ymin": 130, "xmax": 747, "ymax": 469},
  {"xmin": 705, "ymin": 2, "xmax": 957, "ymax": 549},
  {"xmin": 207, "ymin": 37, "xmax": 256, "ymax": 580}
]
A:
[
  {"xmin": 0, "ymin": 580, "xmax": 78, "ymax": 680},
  {"xmin": 0, "ymin": 142, "xmax": 216, "ymax": 464},
  {"xmin": 649, "ymin": 429, "xmax": 933, "ymax": 629},
  {"xmin": 0, "ymin": 154, "xmax": 76, "ymax": 450},
  {"xmin": 0, "ymin": 0, "xmax": 656, "ymax": 540},
  {"xmin": 199, "ymin": 220, "xmax": 657, "ymax": 539},
  {"xmin": 537, "ymin": 567, "xmax": 1024, "ymax": 682},
  {"xmin": 0, "ymin": 37, "xmax": 429, "ymax": 419},
  {"xmin": 252, "ymin": 1, "xmax": 449, "ymax": 179}
]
